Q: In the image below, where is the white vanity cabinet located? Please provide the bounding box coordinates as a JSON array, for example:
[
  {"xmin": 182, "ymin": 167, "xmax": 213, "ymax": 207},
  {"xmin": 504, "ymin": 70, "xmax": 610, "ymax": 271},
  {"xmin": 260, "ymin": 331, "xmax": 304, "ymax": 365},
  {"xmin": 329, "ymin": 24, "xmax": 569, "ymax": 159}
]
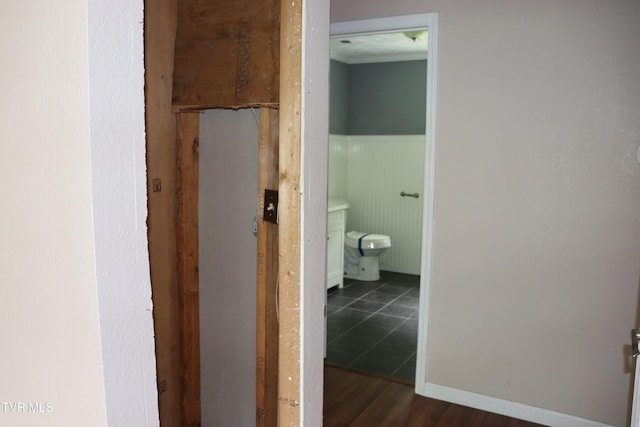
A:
[{"xmin": 327, "ymin": 199, "xmax": 349, "ymax": 289}]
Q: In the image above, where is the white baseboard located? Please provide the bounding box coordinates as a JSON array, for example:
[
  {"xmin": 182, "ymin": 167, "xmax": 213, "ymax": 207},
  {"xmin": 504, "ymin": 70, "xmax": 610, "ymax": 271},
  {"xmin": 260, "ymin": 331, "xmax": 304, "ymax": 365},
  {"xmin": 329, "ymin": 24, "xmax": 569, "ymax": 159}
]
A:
[
  {"xmin": 380, "ymin": 266, "xmax": 420, "ymax": 276},
  {"xmin": 417, "ymin": 382, "xmax": 614, "ymax": 427}
]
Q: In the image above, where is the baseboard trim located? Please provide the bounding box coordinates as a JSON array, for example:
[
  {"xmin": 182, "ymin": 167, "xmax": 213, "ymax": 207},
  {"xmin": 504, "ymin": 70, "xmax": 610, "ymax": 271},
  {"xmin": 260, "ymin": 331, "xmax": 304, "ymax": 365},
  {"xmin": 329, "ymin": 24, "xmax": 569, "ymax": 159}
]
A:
[{"xmin": 417, "ymin": 382, "xmax": 614, "ymax": 427}]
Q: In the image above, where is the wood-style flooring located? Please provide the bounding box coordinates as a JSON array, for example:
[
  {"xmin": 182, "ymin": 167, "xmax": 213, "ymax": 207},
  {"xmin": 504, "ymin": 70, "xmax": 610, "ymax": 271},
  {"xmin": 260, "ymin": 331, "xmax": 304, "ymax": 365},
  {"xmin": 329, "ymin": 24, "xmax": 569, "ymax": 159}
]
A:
[{"xmin": 323, "ymin": 365, "xmax": 547, "ymax": 427}]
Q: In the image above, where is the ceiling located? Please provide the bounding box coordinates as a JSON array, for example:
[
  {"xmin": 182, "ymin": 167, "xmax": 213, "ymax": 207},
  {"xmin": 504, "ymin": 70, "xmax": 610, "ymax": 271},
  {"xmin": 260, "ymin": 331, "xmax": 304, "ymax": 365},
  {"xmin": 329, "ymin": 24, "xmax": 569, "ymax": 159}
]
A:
[{"xmin": 330, "ymin": 31, "xmax": 428, "ymax": 64}]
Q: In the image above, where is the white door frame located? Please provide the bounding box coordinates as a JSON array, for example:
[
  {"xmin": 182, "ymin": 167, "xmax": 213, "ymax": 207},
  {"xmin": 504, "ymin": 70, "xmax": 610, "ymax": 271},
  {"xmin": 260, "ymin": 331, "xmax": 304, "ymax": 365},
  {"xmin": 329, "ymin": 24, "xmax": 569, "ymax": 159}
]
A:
[
  {"xmin": 632, "ymin": 335, "xmax": 640, "ymax": 427},
  {"xmin": 632, "ymin": 365, "xmax": 640, "ymax": 427},
  {"xmin": 330, "ymin": 12, "xmax": 439, "ymax": 394}
]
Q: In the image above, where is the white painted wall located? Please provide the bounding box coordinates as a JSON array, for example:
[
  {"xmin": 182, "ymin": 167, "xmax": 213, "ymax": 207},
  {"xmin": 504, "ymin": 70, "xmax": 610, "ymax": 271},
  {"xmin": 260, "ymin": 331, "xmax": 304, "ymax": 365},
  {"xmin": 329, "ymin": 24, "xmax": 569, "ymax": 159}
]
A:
[
  {"xmin": 301, "ymin": 0, "xmax": 331, "ymax": 425},
  {"xmin": 199, "ymin": 109, "xmax": 258, "ymax": 427},
  {"xmin": 329, "ymin": 135, "xmax": 425, "ymax": 274},
  {"xmin": 87, "ymin": 0, "xmax": 159, "ymax": 425},
  {"xmin": 0, "ymin": 0, "xmax": 158, "ymax": 426},
  {"xmin": 330, "ymin": 1, "xmax": 640, "ymax": 426},
  {"xmin": 328, "ymin": 135, "xmax": 348, "ymax": 200}
]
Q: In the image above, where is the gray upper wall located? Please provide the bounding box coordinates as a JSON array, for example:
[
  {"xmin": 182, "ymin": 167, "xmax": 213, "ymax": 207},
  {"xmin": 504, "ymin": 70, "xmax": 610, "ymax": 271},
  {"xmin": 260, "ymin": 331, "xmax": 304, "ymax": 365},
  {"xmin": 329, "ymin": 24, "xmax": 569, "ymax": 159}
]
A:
[
  {"xmin": 329, "ymin": 60, "xmax": 349, "ymax": 134},
  {"xmin": 330, "ymin": 59, "xmax": 427, "ymax": 135}
]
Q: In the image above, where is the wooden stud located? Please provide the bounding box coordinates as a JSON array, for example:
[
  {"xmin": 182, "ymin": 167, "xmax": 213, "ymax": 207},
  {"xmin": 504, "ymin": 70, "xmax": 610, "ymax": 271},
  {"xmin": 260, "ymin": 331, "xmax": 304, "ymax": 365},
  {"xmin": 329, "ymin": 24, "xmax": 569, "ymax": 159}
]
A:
[
  {"xmin": 278, "ymin": 0, "xmax": 302, "ymax": 425},
  {"xmin": 144, "ymin": 1, "xmax": 183, "ymax": 425},
  {"xmin": 177, "ymin": 112, "xmax": 201, "ymax": 427},
  {"xmin": 256, "ymin": 107, "xmax": 280, "ymax": 427}
]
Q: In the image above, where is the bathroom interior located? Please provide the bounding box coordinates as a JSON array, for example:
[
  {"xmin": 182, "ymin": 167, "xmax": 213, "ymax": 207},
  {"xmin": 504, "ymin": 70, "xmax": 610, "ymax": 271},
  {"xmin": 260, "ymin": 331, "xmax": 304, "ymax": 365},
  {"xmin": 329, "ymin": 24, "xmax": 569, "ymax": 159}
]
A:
[{"xmin": 325, "ymin": 30, "xmax": 428, "ymax": 383}]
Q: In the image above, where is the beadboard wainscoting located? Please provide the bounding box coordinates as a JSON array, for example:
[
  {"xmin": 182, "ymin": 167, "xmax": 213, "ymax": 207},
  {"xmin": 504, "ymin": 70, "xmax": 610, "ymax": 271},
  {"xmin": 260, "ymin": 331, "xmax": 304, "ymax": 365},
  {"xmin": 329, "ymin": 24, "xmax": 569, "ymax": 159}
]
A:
[{"xmin": 329, "ymin": 134, "xmax": 425, "ymax": 275}]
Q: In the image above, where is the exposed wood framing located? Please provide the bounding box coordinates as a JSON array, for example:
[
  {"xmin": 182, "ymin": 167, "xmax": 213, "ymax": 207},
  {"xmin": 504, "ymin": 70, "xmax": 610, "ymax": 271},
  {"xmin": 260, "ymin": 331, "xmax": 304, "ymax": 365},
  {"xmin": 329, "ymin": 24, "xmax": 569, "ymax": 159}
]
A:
[
  {"xmin": 173, "ymin": 0, "xmax": 280, "ymax": 109},
  {"xmin": 147, "ymin": 1, "xmax": 292, "ymax": 425},
  {"xmin": 278, "ymin": 0, "xmax": 302, "ymax": 425},
  {"xmin": 256, "ymin": 108, "xmax": 280, "ymax": 427},
  {"xmin": 176, "ymin": 112, "xmax": 201, "ymax": 427},
  {"xmin": 144, "ymin": 1, "xmax": 182, "ymax": 426}
]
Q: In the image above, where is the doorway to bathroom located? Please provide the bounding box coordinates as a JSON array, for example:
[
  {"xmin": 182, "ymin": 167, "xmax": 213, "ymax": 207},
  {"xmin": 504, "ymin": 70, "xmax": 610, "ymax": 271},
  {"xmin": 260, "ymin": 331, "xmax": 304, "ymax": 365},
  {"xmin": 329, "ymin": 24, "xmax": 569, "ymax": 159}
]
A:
[{"xmin": 325, "ymin": 13, "xmax": 438, "ymax": 388}]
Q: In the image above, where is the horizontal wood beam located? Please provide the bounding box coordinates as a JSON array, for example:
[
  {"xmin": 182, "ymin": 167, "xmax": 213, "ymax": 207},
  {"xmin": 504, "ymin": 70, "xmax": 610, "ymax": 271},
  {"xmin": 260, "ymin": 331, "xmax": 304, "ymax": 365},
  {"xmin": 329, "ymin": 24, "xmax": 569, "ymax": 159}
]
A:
[{"xmin": 173, "ymin": 0, "xmax": 280, "ymax": 109}]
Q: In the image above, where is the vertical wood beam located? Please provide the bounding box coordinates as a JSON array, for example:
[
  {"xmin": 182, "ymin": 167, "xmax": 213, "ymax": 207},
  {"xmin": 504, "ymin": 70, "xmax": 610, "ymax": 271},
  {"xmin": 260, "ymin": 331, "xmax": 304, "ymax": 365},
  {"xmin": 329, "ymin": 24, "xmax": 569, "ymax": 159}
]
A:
[
  {"xmin": 256, "ymin": 108, "xmax": 280, "ymax": 427},
  {"xmin": 278, "ymin": 0, "xmax": 302, "ymax": 425},
  {"xmin": 177, "ymin": 112, "xmax": 201, "ymax": 427},
  {"xmin": 144, "ymin": 1, "xmax": 182, "ymax": 425}
]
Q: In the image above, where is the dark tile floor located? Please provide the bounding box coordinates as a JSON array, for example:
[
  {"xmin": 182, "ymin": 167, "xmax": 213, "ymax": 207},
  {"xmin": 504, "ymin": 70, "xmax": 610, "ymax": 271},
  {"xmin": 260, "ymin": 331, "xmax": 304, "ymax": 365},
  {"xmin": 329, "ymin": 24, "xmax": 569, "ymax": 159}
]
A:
[{"xmin": 325, "ymin": 271, "xmax": 420, "ymax": 383}]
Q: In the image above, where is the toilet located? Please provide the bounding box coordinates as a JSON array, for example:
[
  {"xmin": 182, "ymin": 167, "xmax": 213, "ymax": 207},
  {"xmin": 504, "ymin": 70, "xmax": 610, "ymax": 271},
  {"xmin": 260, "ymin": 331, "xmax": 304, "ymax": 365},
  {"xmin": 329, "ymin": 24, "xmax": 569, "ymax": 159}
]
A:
[{"xmin": 344, "ymin": 231, "xmax": 391, "ymax": 281}]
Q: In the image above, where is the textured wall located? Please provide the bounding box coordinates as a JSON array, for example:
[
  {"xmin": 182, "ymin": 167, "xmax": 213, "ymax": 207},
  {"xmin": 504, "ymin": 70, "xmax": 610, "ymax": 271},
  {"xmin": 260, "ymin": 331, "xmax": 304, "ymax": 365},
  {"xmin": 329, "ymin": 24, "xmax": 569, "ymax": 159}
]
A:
[
  {"xmin": 329, "ymin": 135, "xmax": 425, "ymax": 274},
  {"xmin": 0, "ymin": 1, "xmax": 143, "ymax": 426},
  {"xmin": 88, "ymin": 0, "xmax": 159, "ymax": 425},
  {"xmin": 328, "ymin": 135, "xmax": 348, "ymax": 200},
  {"xmin": 344, "ymin": 135, "xmax": 425, "ymax": 275},
  {"xmin": 1, "ymin": 1, "xmax": 159, "ymax": 425}
]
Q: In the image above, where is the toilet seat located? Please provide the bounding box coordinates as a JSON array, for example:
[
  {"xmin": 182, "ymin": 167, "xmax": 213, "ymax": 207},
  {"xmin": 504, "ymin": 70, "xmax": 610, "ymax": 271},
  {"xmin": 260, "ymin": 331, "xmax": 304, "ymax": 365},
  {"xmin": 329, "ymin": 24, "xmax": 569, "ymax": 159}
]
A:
[{"xmin": 344, "ymin": 231, "xmax": 391, "ymax": 250}]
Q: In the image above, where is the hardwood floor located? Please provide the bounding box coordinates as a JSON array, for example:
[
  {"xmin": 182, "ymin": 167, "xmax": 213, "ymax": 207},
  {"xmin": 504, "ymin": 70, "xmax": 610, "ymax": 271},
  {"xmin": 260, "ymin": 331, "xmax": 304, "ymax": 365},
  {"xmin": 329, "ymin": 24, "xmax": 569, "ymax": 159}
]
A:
[{"xmin": 323, "ymin": 365, "xmax": 547, "ymax": 427}]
